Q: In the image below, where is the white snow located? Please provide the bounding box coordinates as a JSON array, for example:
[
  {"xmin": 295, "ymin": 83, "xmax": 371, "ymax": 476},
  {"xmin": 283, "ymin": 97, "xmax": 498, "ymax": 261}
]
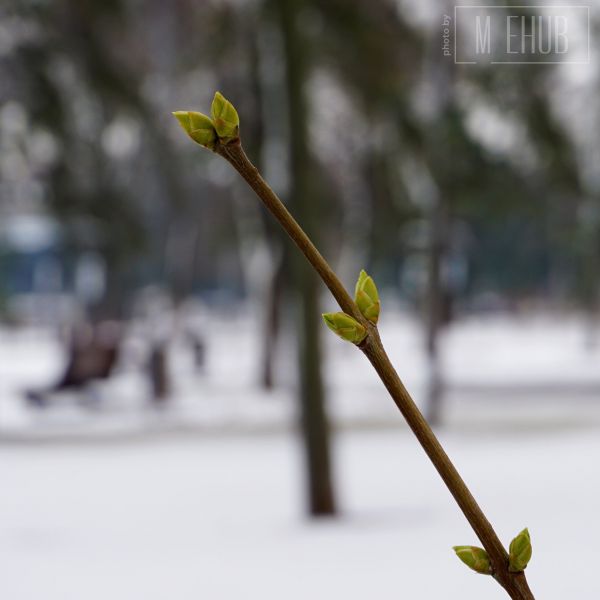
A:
[
  {"xmin": 0, "ymin": 429, "xmax": 598, "ymax": 599},
  {"xmin": 2, "ymin": 310, "xmax": 600, "ymax": 436},
  {"xmin": 0, "ymin": 311, "xmax": 599, "ymax": 599}
]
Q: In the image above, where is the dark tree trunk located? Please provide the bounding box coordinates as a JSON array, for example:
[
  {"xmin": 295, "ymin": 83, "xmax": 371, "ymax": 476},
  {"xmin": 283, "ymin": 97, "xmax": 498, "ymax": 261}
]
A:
[
  {"xmin": 277, "ymin": 0, "xmax": 337, "ymax": 516},
  {"xmin": 244, "ymin": 20, "xmax": 285, "ymax": 391},
  {"xmin": 425, "ymin": 198, "xmax": 445, "ymax": 426},
  {"xmin": 423, "ymin": 33, "xmax": 454, "ymax": 427},
  {"xmin": 149, "ymin": 342, "xmax": 170, "ymax": 404},
  {"xmin": 260, "ymin": 255, "xmax": 285, "ymax": 389}
]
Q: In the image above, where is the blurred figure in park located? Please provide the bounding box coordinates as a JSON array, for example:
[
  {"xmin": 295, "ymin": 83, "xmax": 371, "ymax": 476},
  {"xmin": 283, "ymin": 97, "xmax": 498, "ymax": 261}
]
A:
[{"xmin": 26, "ymin": 321, "xmax": 121, "ymax": 407}]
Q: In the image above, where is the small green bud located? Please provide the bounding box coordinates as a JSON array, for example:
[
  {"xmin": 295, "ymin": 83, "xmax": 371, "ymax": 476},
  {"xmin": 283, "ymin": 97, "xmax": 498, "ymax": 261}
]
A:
[
  {"xmin": 211, "ymin": 91, "xmax": 240, "ymax": 141},
  {"xmin": 453, "ymin": 546, "xmax": 492, "ymax": 575},
  {"xmin": 322, "ymin": 312, "xmax": 367, "ymax": 344},
  {"xmin": 509, "ymin": 528, "xmax": 532, "ymax": 572},
  {"xmin": 172, "ymin": 111, "xmax": 217, "ymax": 149},
  {"xmin": 354, "ymin": 269, "xmax": 380, "ymax": 324}
]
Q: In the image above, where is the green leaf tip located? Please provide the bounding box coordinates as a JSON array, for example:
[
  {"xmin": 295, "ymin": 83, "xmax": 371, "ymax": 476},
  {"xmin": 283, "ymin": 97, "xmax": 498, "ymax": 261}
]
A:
[
  {"xmin": 452, "ymin": 546, "xmax": 492, "ymax": 575},
  {"xmin": 509, "ymin": 528, "xmax": 532, "ymax": 572},
  {"xmin": 172, "ymin": 110, "xmax": 217, "ymax": 149},
  {"xmin": 322, "ymin": 312, "xmax": 367, "ymax": 344},
  {"xmin": 211, "ymin": 91, "xmax": 240, "ymax": 142},
  {"xmin": 354, "ymin": 269, "xmax": 380, "ymax": 324},
  {"xmin": 172, "ymin": 92, "xmax": 240, "ymax": 149}
]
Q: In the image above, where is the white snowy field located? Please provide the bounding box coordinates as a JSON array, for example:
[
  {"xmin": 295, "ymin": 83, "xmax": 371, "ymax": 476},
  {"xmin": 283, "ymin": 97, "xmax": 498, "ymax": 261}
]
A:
[
  {"xmin": 1, "ymin": 308, "xmax": 600, "ymax": 437},
  {"xmin": 1, "ymin": 310, "xmax": 600, "ymax": 599},
  {"xmin": 1, "ymin": 428, "xmax": 599, "ymax": 600}
]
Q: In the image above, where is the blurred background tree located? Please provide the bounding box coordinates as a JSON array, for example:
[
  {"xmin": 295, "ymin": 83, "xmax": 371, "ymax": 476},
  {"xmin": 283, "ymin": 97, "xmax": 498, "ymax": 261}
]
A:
[{"xmin": 0, "ymin": 0, "xmax": 595, "ymax": 515}]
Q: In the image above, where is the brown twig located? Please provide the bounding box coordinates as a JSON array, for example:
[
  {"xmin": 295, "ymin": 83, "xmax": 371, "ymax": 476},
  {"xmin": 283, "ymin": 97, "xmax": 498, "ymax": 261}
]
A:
[{"xmin": 216, "ymin": 139, "xmax": 535, "ymax": 600}]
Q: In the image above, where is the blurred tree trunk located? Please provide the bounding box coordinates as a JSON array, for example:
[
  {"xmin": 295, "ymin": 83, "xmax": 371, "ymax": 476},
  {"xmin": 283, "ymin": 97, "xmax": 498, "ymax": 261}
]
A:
[
  {"xmin": 576, "ymin": 200, "xmax": 600, "ymax": 349},
  {"xmin": 423, "ymin": 32, "xmax": 453, "ymax": 427},
  {"xmin": 260, "ymin": 256, "xmax": 285, "ymax": 389},
  {"xmin": 424, "ymin": 198, "xmax": 447, "ymax": 425},
  {"xmin": 149, "ymin": 342, "xmax": 170, "ymax": 404},
  {"xmin": 245, "ymin": 21, "xmax": 285, "ymax": 391},
  {"xmin": 277, "ymin": 0, "xmax": 337, "ymax": 516}
]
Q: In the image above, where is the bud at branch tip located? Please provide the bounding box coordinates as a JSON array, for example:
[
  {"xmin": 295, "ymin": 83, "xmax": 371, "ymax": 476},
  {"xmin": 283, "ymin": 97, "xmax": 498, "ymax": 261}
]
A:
[
  {"xmin": 172, "ymin": 110, "xmax": 217, "ymax": 150},
  {"xmin": 211, "ymin": 91, "xmax": 240, "ymax": 142},
  {"xmin": 172, "ymin": 91, "xmax": 240, "ymax": 149}
]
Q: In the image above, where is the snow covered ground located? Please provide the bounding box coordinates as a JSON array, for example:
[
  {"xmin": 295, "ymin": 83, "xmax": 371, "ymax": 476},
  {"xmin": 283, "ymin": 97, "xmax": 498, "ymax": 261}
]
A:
[
  {"xmin": 1, "ymin": 309, "xmax": 600, "ymax": 437},
  {"xmin": 1, "ymin": 310, "xmax": 599, "ymax": 599},
  {"xmin": 1, "ymin": 428, "xmax": 599, "ymax": 599}
]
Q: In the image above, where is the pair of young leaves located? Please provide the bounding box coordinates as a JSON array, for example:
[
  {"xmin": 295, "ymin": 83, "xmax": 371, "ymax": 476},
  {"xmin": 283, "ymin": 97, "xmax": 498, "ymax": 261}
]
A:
[
  {"xmin": 454, "ymin": 528, "xmax": 532, "ymax": 576},
  {"xmin": 323, "ymin": 270, "xmax": 380, "ymax": 344},
  {"xmin": 173, "ymin": 91, "xmax": 239, "ymax": 150},
  {"xmin": 175, "ymin": 96, "xmax": 376, "ymax": 346}
]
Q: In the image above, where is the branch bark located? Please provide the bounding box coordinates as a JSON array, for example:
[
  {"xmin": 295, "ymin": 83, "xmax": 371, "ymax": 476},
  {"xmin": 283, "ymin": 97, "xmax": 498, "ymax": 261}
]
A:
[{"xmin": 216, "ymin": 139, "xmax": 535, "ymax": 600}]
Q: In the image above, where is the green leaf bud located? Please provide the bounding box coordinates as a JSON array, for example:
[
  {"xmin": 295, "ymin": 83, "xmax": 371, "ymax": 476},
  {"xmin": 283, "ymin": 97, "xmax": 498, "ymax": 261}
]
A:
[
  {"xmin": 354, "ymin": 269, "xmax": 380, "ymax": 324},
  {"xmin": 322, "ymin": 312, "xmax": 367, "ymax": 344},
  {"xmin": 452, "ymin": 546, "xmax": 492, "ymax": 575},
  {"xmin": 211, "ymin": 91, "xmax": 240, "ymax": 142},
  {"xmin": 509, "ymin": 528, "xmax": 532, "ymax": 572},
  {"xmin": 172, "ymin": 111, "xmax": 217, "ymax": 149}
]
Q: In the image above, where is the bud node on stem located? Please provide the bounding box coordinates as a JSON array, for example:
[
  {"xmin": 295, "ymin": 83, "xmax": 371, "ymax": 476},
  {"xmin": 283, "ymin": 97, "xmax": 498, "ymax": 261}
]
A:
[
  {"xmin": 322, "ymin": 312, "xmax": 367, "ymax": 344},
  {"xmin": 354, "ymin": 269, "xmax": 380, "ymax": 324},
  {"xmin": 509, "ymin": 528, "xmax": 532, "ymax": 572}
]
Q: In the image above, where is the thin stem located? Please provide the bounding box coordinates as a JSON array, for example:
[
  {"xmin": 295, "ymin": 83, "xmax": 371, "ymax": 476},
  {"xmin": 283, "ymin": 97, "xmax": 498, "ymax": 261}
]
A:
[
  {"xmin": 361, "ymin": 329, "xmax": 534, "ymax": 599},
  {"xmin": 216, "ymin": 140, "xmax": 535, "ymax": 600},
  {"xmin": 217, "ymin": 142, "xmax": 361, "ymax": 323}
]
